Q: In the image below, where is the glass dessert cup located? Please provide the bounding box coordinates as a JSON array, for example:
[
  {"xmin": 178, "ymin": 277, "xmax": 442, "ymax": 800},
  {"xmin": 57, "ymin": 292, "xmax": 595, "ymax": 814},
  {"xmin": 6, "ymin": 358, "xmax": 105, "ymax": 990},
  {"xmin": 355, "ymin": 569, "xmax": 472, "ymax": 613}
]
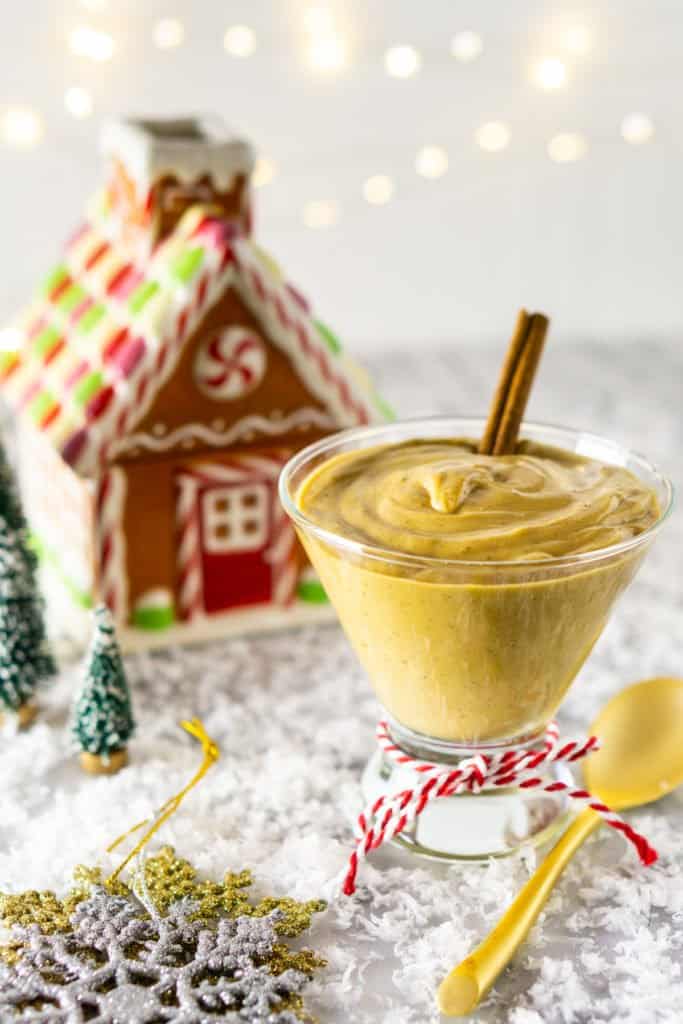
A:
[{"xmin": 279, "ymin": 418, "xmax": 673, "ymax": 862}]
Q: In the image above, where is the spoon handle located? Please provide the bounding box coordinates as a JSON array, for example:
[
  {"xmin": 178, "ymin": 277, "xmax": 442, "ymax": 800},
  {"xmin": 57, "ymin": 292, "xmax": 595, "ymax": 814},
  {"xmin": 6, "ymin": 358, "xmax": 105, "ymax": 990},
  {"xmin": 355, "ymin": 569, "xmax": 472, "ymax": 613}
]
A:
[{"xmin": 437, "ymin": 809, "xmax": 602, "ymax": 1017}]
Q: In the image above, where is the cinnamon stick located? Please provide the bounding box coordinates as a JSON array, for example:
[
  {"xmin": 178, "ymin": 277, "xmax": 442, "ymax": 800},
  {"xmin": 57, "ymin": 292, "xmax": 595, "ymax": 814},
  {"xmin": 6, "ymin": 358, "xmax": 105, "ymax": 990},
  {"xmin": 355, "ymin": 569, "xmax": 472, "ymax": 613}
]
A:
[
  {"xmin": 480, "ymin": 310, "xmax": 550, "ymax": 455},
  {"xmin": 479, "ymin": 309, "xmax": 531, "ymax": 454}
]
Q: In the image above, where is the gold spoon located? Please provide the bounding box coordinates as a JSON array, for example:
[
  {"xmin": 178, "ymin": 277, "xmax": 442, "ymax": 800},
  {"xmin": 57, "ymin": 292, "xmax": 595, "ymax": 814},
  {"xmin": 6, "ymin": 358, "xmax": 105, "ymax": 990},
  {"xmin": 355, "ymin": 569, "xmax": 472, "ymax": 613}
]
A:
[{"xmin": 438, "ymin": 677, "xmax": 683, "ymax": 1017}]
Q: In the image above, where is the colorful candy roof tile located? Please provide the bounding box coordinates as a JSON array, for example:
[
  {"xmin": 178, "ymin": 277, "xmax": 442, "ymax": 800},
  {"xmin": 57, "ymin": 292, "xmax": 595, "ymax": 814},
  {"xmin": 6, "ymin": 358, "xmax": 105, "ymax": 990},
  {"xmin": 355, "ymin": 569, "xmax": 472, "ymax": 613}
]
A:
[{"xmin": 0, "ymin": 198, "xmax": 386, "ymax": 477}]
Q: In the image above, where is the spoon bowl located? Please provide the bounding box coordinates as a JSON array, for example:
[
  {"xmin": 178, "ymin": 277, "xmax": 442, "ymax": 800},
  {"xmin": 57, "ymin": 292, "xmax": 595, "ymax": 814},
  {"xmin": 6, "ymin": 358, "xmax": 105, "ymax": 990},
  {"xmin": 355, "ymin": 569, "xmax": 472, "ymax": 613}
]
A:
[{"xmin": 584, "ymin": 676, "xmax": 683, "ymax": 810}]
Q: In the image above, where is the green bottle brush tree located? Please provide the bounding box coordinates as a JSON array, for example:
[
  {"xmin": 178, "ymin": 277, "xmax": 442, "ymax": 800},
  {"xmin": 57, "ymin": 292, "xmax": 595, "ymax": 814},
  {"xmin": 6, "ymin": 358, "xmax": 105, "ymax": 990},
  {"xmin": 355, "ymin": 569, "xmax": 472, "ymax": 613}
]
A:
[
  {"xmin": 0, "ymin": 497, "xmax": 56, "ymax": 727},
  {"xmin": 72, "ymin": 604, "xmax": 135, "ymax": 774}
]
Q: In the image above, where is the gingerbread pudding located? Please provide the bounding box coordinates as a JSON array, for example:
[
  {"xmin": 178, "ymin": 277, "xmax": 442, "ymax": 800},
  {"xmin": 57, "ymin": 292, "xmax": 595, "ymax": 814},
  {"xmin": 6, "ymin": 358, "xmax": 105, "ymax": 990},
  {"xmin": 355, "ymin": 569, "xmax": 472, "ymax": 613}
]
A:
[{"xmin": 295, "ymin": 437, "xmax": 661, "ymax": 743}]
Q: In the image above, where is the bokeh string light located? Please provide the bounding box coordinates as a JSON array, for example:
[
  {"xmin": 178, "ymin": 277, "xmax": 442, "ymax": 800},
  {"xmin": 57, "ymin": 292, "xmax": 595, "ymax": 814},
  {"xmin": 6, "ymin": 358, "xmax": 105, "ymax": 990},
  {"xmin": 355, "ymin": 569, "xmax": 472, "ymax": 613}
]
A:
[
  {"xmin": 384, "ymin": 45, "xmax": 421, "ymax": 78},
  {"xmin": 153, "ymin": 18, "xmax": 185, "ymax": 50},
  {"xmin": 621, "ymin": 113, "xmax": 655, "ymax": 145},
  {"xmin": 303, "ymin": 199, "xmax": 340, "ymax": 228},
  {"xmin": 476, "ymin": 121, "xmax": 511, "ymax": 152},
  {"xmin": 253, "ymin": 157, "xmax": 277, "ymax": 188},
  {"xmin": 223, "ymin": 25, "xmax": 256, "ymax": 58},
  {"xmin": 547, "ymin": 132, "xmax": 588, "ymax": 162},
  {"xmin": 308, "ymin": 35, "xmax": 347, "ymax": 72},
  {"xmin": 1, "ymin": 107, "xmax": 43, "ymax": 148},
  {"xmin": 533, "ymin": 56, "xmax": 567, "ymax": 90},
  {"xmin": 304, "ymin": 6, "xmax": 348, "ymax": 73},
  {"xmin": 416, "ymin": 145, "xmax": 449, "ymax": 179},
  {"xmin": 451, "ymin": 31, "xmax": 483, "ymax": 62},
  {"xmin": 69, "ymin": 25, "xmax": 115, "ymax": 62},
  {"xmin": 363, "ymin": 175, "xmax": 394, "ymax": 205},
  {"xmin": 64, "ymin": 87, "xmax": 94, "ymax": 119},
  {"xmin": 0, "ymin": 13, "xmax": 662, "ymax": 224}
]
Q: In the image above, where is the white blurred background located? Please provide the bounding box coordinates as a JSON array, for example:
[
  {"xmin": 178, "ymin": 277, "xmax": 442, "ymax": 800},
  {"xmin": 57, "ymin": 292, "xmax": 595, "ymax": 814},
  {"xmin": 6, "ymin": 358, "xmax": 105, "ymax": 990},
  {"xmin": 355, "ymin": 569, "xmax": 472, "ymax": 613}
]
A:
[{"xmin": 0, "ymin": 0, "xmax": 680, "ymax": 353}]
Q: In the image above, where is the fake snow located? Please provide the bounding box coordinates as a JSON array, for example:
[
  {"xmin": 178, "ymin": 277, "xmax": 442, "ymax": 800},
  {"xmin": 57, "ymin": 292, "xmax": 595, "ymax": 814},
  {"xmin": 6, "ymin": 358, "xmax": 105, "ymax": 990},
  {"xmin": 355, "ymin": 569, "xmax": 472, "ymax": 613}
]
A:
[{"xmin": 1, "ymin": 614, "xmax": 681, "ymax": 1023}]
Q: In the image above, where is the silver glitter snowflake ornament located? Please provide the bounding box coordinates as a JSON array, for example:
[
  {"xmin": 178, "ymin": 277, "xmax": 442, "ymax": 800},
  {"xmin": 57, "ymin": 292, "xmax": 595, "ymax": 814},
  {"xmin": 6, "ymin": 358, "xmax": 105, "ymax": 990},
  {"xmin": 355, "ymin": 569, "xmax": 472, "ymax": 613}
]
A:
[{"xmin": 0, "ymin": 887, "xmax": 314, "ymax": 1023}]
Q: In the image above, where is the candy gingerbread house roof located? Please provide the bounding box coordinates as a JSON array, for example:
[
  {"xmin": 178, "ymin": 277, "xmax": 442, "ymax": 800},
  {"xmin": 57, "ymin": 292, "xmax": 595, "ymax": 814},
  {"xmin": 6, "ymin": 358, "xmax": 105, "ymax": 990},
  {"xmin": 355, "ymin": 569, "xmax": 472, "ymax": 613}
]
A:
[{"xmin": 0, "ymin": 193, "xmax": 387, "ymax": 478}]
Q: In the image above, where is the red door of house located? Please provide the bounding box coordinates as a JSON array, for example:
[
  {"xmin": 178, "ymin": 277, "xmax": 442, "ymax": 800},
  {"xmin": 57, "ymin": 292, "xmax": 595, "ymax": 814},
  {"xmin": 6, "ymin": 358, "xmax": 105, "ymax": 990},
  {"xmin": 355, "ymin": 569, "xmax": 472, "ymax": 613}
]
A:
[
  {"xmin": 175, "ymin": 453, "xmax": 298, "ymax": 622},
  {"xmin": 198, "ymin": 478, "xmax": 274, "ymax": 613}
]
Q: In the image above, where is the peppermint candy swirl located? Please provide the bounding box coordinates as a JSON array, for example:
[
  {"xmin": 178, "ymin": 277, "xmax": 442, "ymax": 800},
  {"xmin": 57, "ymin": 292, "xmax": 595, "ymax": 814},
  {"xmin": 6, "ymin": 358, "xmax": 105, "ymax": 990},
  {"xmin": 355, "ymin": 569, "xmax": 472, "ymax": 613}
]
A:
[{"xmin": 194, "ymin": 328, "xmax": 267, "ymax": 401}]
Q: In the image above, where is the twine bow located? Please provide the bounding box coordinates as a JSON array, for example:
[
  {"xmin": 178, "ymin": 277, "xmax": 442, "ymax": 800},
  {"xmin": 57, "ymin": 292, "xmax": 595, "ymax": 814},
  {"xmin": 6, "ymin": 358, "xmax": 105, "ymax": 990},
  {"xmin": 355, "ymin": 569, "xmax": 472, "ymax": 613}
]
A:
[
  {"xmin": 107, "ymin": 718, "xmax": 219, "ymax": 885},
  {"xmin": 342, "ymin": 720, "xmax": 657, "ymax": 895}
]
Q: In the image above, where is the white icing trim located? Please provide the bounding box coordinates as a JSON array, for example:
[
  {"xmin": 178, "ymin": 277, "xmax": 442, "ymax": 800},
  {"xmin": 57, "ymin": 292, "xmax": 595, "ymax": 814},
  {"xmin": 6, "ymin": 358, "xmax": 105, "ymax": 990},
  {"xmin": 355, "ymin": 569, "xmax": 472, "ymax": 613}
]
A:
[
  {"xmin": 109, "ymin": 407, "xmax": 336, "ymax": 458},
  {"xmin": 101, "ymin": 116, "xmax": 255, "ymax": 194}
]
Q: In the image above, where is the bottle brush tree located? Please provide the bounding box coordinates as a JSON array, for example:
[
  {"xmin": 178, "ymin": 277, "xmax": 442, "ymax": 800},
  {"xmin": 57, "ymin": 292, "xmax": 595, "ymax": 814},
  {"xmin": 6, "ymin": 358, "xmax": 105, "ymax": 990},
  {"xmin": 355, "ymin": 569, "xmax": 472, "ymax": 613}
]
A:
[
  {"xmin": 73, "ymin": 604, "xmax": 135, "ymax": 774},
  {"xmin": 0, "ymin": 440, "xmax": 37, "ymax": 574},
  {"xmin": 0, "ymin": 511, "xmax": 56, "ymax": 726}
]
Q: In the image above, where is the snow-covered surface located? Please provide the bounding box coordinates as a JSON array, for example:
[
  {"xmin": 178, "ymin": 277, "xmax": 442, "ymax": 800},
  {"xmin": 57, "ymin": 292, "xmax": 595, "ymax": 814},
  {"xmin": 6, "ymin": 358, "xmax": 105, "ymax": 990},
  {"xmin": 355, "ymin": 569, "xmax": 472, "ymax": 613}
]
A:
[{"xmin": 1, "ymin": 340, "xmax": 682, "ymax": 1023}]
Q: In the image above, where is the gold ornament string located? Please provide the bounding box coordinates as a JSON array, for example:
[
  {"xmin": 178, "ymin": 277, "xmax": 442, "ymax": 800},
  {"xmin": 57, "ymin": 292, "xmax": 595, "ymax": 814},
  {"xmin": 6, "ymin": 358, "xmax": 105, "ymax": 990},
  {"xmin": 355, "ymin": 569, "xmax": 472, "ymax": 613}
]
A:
[{"xmin": 106, "ymin": 718, "xmax": 220, "ymax": 885}]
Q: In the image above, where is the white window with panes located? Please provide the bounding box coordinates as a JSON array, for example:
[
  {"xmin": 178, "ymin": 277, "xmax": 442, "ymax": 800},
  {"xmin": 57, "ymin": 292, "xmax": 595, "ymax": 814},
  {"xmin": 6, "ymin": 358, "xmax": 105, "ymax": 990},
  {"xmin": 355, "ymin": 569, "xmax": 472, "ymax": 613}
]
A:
[{"xmin": 201, "ymin": 484, "xmax": 269, "ymax": 554}]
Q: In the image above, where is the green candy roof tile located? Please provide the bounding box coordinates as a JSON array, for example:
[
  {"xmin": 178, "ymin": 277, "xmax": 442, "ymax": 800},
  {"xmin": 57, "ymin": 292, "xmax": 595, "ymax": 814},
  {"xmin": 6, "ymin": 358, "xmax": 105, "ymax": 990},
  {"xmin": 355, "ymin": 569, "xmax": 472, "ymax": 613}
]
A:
[
  {"xmin": 34, "ymin": 325, "xmax": 62, "ymax": 358},
  {"xmin": 29, "ymin": 390, "xmax": 56, "ymax": 423},
  {"xmin": 77, "ymin": 303, "xmax": 106, "ymax": 335},
  {"xmin": 129, "ymin": 280, "xmax": 159, "ymax": 314},
  {"xmin": 57, "ymin": 283, "xmax": 88, "ymax": 314},
  {"xmin": 170, "ymin": 246, "xmax": 205, "ymax": 284},
  {"xmin": 42, "ymin": 265, "xmax": 69, "ymax": 297},
  {"xmin": 373, "ymin": 392, "xmax": 396, "ymax": 420},
  {"xmin": 0, "ymin": 352, "xmax": 18, "ymax": 374},
  {"xmin": 73, "ymin": 371, "xmax": 103, "ymax": 406},
  {"xmin": 315, "ymin": 320, "xmax": 342, "ymax": 355}
]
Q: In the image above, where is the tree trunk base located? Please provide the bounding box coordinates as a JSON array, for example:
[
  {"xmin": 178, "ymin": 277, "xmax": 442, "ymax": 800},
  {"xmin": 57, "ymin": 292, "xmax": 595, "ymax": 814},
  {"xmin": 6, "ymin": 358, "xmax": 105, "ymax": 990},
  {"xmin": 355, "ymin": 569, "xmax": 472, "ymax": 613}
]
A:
[
  {"xmin": 80, "ymin": 748, "xmax": 128, "ymax": 775},
  {"xmin": 0, "ymin": 701, "xmax": 38, "ymax": 729}
]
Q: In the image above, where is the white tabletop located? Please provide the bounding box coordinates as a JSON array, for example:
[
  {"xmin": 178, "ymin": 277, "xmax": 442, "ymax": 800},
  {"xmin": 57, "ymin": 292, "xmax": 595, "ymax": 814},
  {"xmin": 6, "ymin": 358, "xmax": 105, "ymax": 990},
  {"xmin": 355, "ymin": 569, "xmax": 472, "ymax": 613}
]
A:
[{"xmin": 1, "ymin": 340, "xmax": 681, "ymax": 1024}]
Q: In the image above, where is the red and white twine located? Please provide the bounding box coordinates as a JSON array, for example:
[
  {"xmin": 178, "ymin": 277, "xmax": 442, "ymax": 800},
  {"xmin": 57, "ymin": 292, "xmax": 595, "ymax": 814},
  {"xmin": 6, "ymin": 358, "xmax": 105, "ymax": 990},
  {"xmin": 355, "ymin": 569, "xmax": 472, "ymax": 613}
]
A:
[{"xmin": 342, "ymin": 720, "xmax": 657, "ymax": 896}]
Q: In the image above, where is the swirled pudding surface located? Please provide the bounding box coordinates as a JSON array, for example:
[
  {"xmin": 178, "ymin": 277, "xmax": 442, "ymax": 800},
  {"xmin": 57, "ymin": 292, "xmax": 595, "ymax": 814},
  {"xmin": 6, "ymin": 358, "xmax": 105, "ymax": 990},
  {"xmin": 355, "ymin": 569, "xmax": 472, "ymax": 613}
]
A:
[{"xmin": 298, "ymin": 439, "xmax": 659, "ymax": 562}]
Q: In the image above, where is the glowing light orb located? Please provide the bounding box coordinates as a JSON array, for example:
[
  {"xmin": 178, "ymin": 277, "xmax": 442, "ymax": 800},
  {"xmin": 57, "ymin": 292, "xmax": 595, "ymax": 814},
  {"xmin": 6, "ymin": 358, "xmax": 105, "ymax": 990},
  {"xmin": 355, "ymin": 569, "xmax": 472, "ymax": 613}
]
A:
[
  {"xmin": 385, "ymin": 45, "xmax": 421, "ymax": 78},
  {"xmin": 416, "ymin": 145, "xmax": 449, "ymax": 179},
  {"xmin": 476, "ymin": 121, "xmax": 511, "ymax": 153}
]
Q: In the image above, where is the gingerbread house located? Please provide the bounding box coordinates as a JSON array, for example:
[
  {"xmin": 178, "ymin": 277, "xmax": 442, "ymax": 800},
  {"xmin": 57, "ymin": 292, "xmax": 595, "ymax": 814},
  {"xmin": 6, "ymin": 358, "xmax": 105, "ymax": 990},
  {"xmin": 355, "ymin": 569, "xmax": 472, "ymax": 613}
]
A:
[{"xmin": 0, "ymin": 116, "xmax": 389, "ymax": 649}]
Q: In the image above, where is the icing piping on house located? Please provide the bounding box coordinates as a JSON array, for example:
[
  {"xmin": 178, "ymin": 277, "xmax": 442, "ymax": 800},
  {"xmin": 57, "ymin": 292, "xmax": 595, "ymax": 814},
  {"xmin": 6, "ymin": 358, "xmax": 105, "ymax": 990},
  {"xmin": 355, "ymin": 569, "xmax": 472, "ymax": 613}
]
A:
[{"xmin": 109, "ymin": 407, "xmax": 337, "ymax": 458}]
